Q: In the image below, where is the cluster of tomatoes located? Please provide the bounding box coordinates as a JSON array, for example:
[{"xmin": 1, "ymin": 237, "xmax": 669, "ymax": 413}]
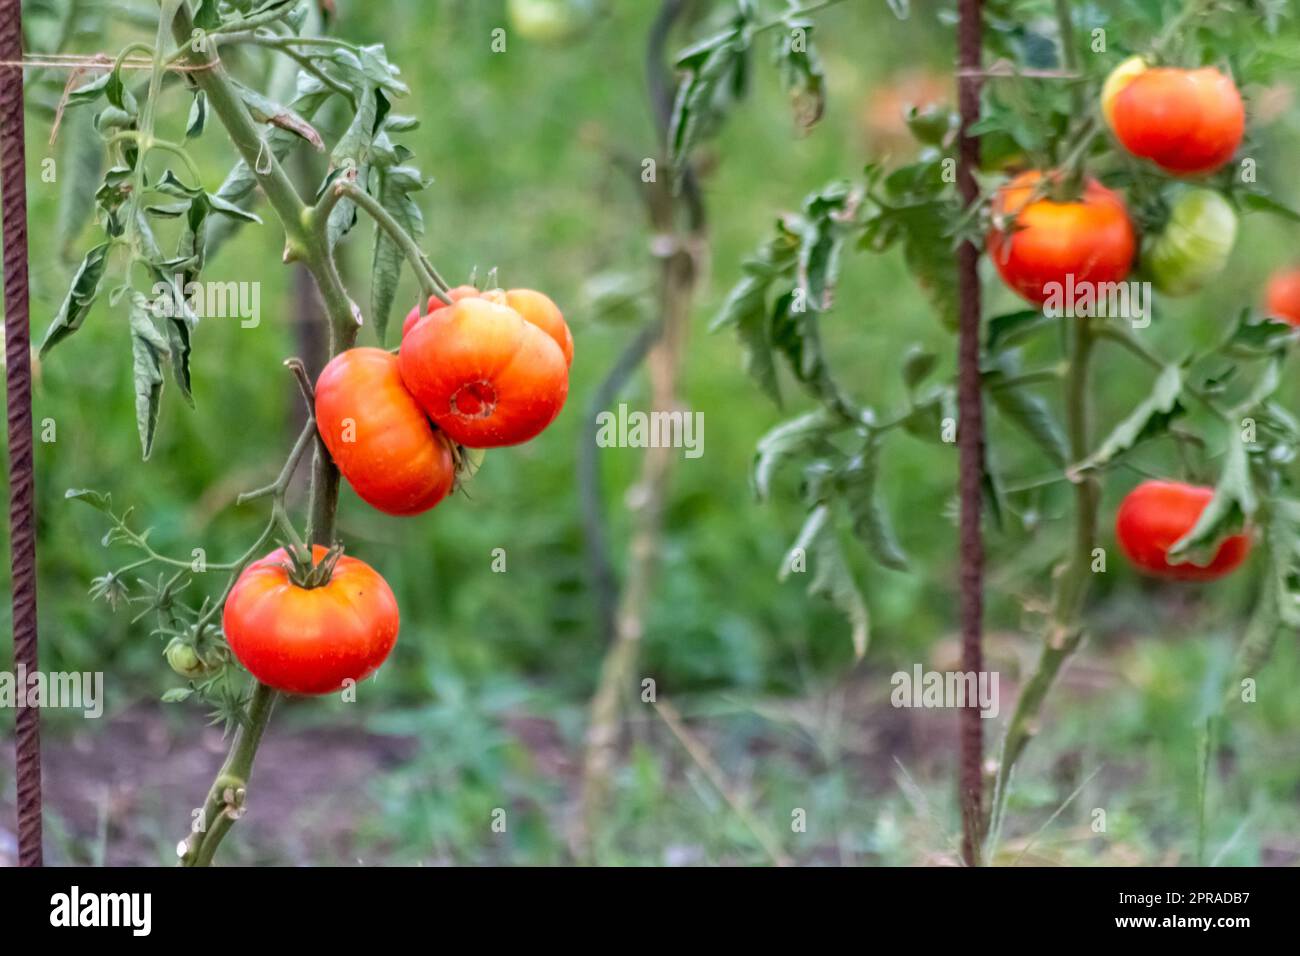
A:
[
  {"xmin": 987, "ymin": 58, "xmax": 1269, "ymax": 583},
  {"xmin": 221, "ymin": 287, "xmax": 573, "ymax": 695}
]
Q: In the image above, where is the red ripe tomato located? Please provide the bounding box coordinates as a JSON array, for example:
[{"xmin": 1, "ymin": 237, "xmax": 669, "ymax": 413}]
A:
[
  {"xmin": 315, "ymin": 347, "xmax": 455, "ymax": 516},
  {"xmin": 1108, "ymin": 66, "xmax": 1244, "ymax": 176},
  {"xmin": 223, "ymin": 545, "xmax": 399, "ymax": 695},
  {"xmin": 987, "ymin": 171, "xmax": 1136, "ymax": 306},
  {"xmin": 399, "ymin": 297, "xmax": 569, "ymax": 447},
  {"xmin": 1115, "ymin": 480, "xmax": 1251, "ymax": 581},
  {"xmin": 481, "ymin": 288, "xmax": 574, "ymax": 367},
  {"xmin": 1265, "ymin": 267, "xmax": 1300, "ymax": 325},
  {"xmin": 401, "ymin": 285, "xmax": 481, "ymax": 339}
]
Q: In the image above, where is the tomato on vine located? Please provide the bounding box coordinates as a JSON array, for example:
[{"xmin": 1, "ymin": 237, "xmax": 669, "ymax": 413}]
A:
[
  {"xmin": 402, "ymin": 286, "xmax": 574, "ymax": 369},
  {"xmin": 315, "ymin": 348, "xmax": 456, "ymax": 516},
  {"xmin": 987, "ymin": 171, "xmax": 1136, "ymax": 306},
  {"xmin": 1144, "ymin": 188, "xmax": 1238, "ymax": 296},
  {"xmin": 399, "ymin": 296, "xmax": 570, "ymax": 447},
  {"xmin": 224, "ymin": 546, "xmax": 400, "ymax": 695},
  {"xmin": 1115, "ymin": 480, "xmax": 1251, "ymax": 581},
  {"xmin": 1104, "ymin": 63, "xmax": 1245, "ymax": 176},
  {"xmin": 1265, "ymin": 267, "xmax": 1300, "ymax": 326},
  {"xmin": 481, "ymin": 288, "xmax": 574, "ymax": 367},
  {"xmin": 402, "ymin": 285, "xmax": 480, "ymax": 339}
]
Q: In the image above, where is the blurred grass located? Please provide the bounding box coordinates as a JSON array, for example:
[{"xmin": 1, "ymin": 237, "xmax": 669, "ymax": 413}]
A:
[{"xmin": 0, "ymin": 0, "xmax": 1298, "ymax": 865}]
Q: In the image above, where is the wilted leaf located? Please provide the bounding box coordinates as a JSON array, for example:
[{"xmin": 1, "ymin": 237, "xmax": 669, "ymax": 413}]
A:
[
  {"xmin": 837, "ymin": 440, "xmax": 909, "ymax": 570},
  {"xmin": 1168, "ymin": 437, "xmax": 1257, "ymax": 564},
  {"xmin": 985, "ymin": 366, "xmax": 1069, "ymax": 465},
  {"xmin": 752, "ymin": 408, "xmax": 841, "ymax": 501},
  {"xmin": 780, "ymin": 504, "xmax": 870, "ymax": 657},
  {"xmin": 39, "ymin": 241, "xmax": 110, "ymax": 355},
  {"xmin": 128, "ymin": 291, "xmax": 168, "ymax": 460}
]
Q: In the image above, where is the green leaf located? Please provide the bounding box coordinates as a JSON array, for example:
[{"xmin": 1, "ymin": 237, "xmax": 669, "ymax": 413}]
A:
[
  {"xmin": 780, "ymin": 504, "xmax": 870, "ymax": 657},
  {"xmin": 774, "ymin": 18, "xmax": 826, "ymax": 133},
  {"xmin": 985, "ymin": 366, "xmax": 1069, "ymax": 465},
  {"xmin": 837, "ymin": 440, "xmax": 909, "ymax": 571},
  {"xmin": 712, "ymin": 220, "xmax": 801, "ymax": 404},
  {"xmin": 65, "ymin": 488, "xmax": 113, "ymax": 512},
  {"xmin": 669, "ymin": 31, "xmax": 747, "ymax": 179},
  {"xmin": 66, "ymin": 73, "xmax": 112, "ymax": 108},
  {"xmin": 986, "ymin": 308, "xmax": 1052, "ymax": 352},
  {"xmin": 39, "ymin": 241, "xmax": 110, "ymax": 355},
  {"xmin": 1240, "ymin": 191, "xmax": 1300, "ymax": 223},
  {"xmin": 128, "ymin": 291, "xmax": 168, "ymax": 460},
  {"xmin": 1223, "ymin": 310, "xmax": 1294, "ymax": 358},
  {"xmin": 206, "ymin": 71, "xmax": 333, "ymax": 252},
  {"xmin": 232, "ymin": 78, "xmax": 324, "ymax": 150},
  {"xmin": 752, "ymin": 408, "xmax": 841, "ymax": 501},
  {"xmin": 901, "ymin": 345, "xmax": 937, "ymax": 390},
  {"xmin": 1074, "ymin": 365, "xmax": 1184, "ymax": 474},
  {"xmin": 194, "ymin": 0, "xmax": 221, "ymax": 30},
  {"xmin": 1168, "ymin": 437, "xmax": 1257, "ymax": 564},
  {"xmin": 55, "ymin": 108, "xmax": 104, "ymax": 259},
  {"xmin": 798, "ymin": 181, "xmax": 852, "ymax": 310},
  {"xmin": 369, "ymin": 164, "xmax": 427, "ymax": 343},
  {"xmin": 186, "ymin": 89, "xmax": 207, "ymax": 139},
  {"xmin": 162, "ymin": 687, "xmax": 195, "ymax": 704}
]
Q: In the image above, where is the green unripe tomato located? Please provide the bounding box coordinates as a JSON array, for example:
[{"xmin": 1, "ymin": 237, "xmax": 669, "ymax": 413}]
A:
[
  {"xmin": 166, "ymin": 639, "xmax": 215, "ymax": 680},
  {"xmin": 1145, "ymin": 189, "xmax": 1238, "ymax": 296}
]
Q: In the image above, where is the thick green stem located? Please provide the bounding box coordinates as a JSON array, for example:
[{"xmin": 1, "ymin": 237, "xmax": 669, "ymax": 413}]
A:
[
  {"xmin": 167, "ymin": 1, "xmax": 361, "ymax": 864},
  {"xmin": 182, "ymin": 682, "xmax": 277, "ymax": 867},
  {"xmin": 988, "ymin": 316, "xmax": 1098, "ymax": 850}
]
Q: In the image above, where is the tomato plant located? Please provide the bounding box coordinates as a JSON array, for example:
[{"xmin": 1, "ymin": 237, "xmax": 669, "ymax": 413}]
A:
[
  {"xmin": 672, "ymin": 0, "xmax": 1300, "ymax": 866},
  {"xmin": 31, "ymin": 0, "xmax": 571, "ymax": 867}
]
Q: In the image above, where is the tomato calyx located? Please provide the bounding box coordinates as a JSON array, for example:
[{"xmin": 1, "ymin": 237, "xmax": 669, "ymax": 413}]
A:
[{"xmin": 281, "ymin": 542, "xmax": 345, "ymax": 590}]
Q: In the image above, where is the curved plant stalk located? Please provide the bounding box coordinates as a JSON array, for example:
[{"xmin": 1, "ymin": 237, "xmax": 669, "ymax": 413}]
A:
[
  {"xmin": 986, "ymin": 316, "xmax": 1098, "ymax": 853},
  {"xmin": 574, "ymin": 0, "xmax": 706, "ymax": 859}
]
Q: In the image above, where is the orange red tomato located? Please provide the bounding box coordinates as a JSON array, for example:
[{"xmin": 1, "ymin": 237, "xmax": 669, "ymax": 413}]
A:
[
  {"xmin": 224, "ymin": 546, "xmax": 400, "ymax": 695},
  {"xmin": 315, "ymin": 348, "xmax": 456, "ymax": 516},
  {"xmin": 1105, "ymin": 64, "xmax": 1244, "ymax": 176},
  {"xmin": 987, "ymin": 171, "xmax": 1136, "ymax": 306},
  {"xmin": 1265, "ymin": 268, "xmax": 1300, "ymax": 325},
  {"xmin": 399, "ymin": 297, "xmax": 570, "ymax": 447},
  {"xmin": 1115, "ymin": 480, "xmax": 1251, "ymax": 581}
]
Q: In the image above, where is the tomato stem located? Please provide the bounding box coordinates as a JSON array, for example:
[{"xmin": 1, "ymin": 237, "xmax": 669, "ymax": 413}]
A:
[{"xmin": 986, "ymin": 315, "xmax": 1098, "ymax": 855}]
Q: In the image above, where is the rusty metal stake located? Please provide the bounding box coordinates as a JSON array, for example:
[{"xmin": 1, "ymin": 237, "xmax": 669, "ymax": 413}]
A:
[
  {"xmin": 956, "ymin": 0, "xmax": 985, "ymax": 867},
  {"xmin": 0, "ymin": 0, "xmax": 43, "ymax": 867}
]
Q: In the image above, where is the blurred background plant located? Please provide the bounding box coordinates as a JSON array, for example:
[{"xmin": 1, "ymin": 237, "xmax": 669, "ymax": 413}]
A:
[{"xmin": 1, "ymin": 0, "xmax": 1299, "ymax": 865}]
